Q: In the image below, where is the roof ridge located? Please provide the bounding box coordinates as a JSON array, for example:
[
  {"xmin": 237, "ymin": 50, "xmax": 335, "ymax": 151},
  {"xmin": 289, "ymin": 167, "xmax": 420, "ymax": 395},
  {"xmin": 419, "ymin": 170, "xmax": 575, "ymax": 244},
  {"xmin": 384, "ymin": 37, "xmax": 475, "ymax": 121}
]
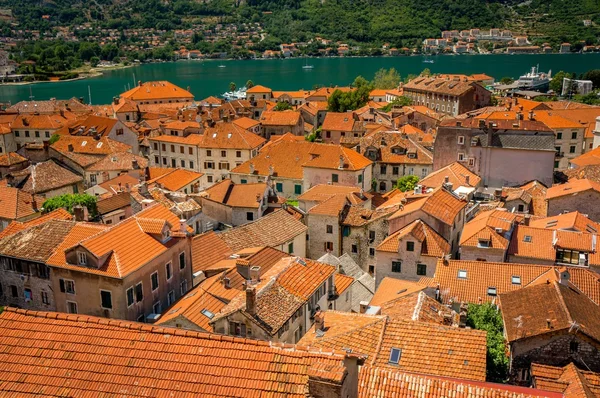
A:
[
  {"xmin": 369, "ymin": 316, "xmax": 389, "ymax": 366},
  {"xmin": 553, "ymin": 281, "xmax": 574, "ymax": 326}
]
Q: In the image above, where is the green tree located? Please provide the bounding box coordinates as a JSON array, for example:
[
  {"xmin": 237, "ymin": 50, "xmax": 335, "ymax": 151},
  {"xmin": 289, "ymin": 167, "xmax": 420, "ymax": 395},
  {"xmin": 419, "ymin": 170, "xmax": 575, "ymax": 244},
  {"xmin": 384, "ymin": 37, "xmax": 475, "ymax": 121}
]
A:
[
  {"xmin": 549, "ymin": 71, "xmax": 571, "ymax": 93},
  {"xmin": 573, "ymin": 91, "xmax": 600, "ymax": 105},
  {"xmin": 42, "ymin": 193, "xmax": 98, "ymax": 218},
  {"xmin": 372, "ymin": 68, "xmax": 401, "ymax": 89},
  {"xmin": 395, "ymin": 175, "xmax": 419, "ymax": 192},
  {"xmin": 467, "ymin": 303, "xmax": 509, "ymax": 383},
  {"xmin": 48, "ymin": 134, "xmax": 61, "ymax": 145},
  {"xmin": 90, "ymin": 56, "xmax": 100, "ymax": 67},
  {"xmin": 583, "ymin": 69, "xmax": 600, "ymax": 89},
  {"xmin": 245, "ymin": 79, "xmax": 255, "ymax": 88},
  {"xmin": 229, "ymin": 81, "xmax": 236, "ymax": 92},
  {"xmin": 382, "ymin": 96, "xmax": 412, "ymax": 111},
  {"xmin": 499, "ymin": 77, "xmax": 514, "ymax": 85},
  {"xmin": 273, "ymin": 101, "xmax": 293, "ymax": 111},
  {"xmin": 420, "ymin": 68, "xmax": 432, "ymax": 77}
]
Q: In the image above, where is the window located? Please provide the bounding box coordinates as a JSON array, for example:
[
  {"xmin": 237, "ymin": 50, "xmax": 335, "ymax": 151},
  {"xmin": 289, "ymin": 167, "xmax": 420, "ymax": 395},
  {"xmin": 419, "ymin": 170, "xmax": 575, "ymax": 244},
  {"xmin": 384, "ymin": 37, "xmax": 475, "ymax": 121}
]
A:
[
  {"xmin": 570, "ymin": 341, "xmax": 579, "ymax": 353},
  {"xmin": 116, "ymin": 128, "xmax": 124, "ymax": 136},
  {"xmin": 41, "ymin": 291, "xmax": 50, "ymax": 304},
  {"xmin": 240, "ymin": 179, "xmax": 247, "ymax": 184},
  {"xmin": 294, "ymin": 184, "xmax": 302, "ymax": 195},
  {"xmin": 468, "ymin": 158, "xmax": 475, "ymax": 166},
  {"xmin": 135, "ymin": 282, "xmax": 143, "ymax": 302},
  {"xmin": 246, "ymin": 212, "xmax": 254, "ymax": 221},
  {"xmin": 389, "ymin": 347, "xmax": 402, "ymax": 364},
  {"xmin": 166, "ymin": 262, "xmax": 172, "ymax": 280},
  {"xmin": 204, "ymin": 161, "xmax": 215, "ymax": 169},
  {"xmin": 151, "ymin": 272, "xmax": 159, "ymax": 291},
  {"xmin": 45, "ymin": 131, "xmax": 50, "ymax": 138},
  {"xmin": 59, "ymin": 279, "xmax": 75, "ymax": 294},
  {"xmin": 324, "ymin": 242, "xmax": 333, "ymax": 251},
  {"xmin": 180, "ymin": 146, "xmax": 184, "ymax": 154},
  {"xmin": 180, "ymin": 160, "xmax": 186, "ymax": 168},
  {"xmin": 153, "ymin": 301, "xmax": 161, "ymax": 314},
  {"xmin": 10, "ymin": 285, "xmax": 17, "ymax": 297},
  {"xmin": 236, "ymin": 150, "xmax": 242, "ymax": 158},
  {"xmin": 229, "ymin": 321, "xmax": 247, "ymax": 337},
  {"xmin": 417, "ymin": 264, "xmax": 427, "ymax": 276},
  {"xmin": 180, "ymin": 279, "xmax": 188, "ymax": 295},
  {"xmin": 571, "ymin": 132, "xmax": 577, "ymax": 140},
  {"xmin": 342, "ymin": 226, "xmax": 350, "ymax": 237},
  {"xmin": 556, "ymin": 132, "xmax": 562, "ymax": 140},
  {"xmin": 379, "ymin": 181, "xmax": 386, "ymax": 191},
  {"xmin": 162, "ymin": 157, "xmax": 167, "ymax": 165},
  {"xmin": 556, "ymin": 249, "xmax": 583, "ymax": 265},
  {"xmin": 487, "ymin": 287, "xmax": 497, "ymax": 296},
  {"xmin": 67, "ymin": 301, "xmax": 78, "ymax": 314},
  {"xmin": 478, "ymin": 239, "xmax": 491, "ymax": 248},
  {"xmin": 326, "ymin": 225, "xmax": 333, "ymax": 234},
  {"xmin": 14, "ymin": 131, "xmax": 19, "ymax": 137},
  {"xmin": 332, "ymin": 174, "xmax": 338, "ymax": 183},
  {"xmin": 288, "ymin": 242, "xmax": 294, "ymax": 253},
  {"xmin": 168, "ymin": 290, "xmax": 175, "ymax": 306},
  {"xmin": 368, "ymin": 265, "xmax": 375, "ymax": 275},
  {"xmin": 369, "ymin": 248, "xmax": 375, "ymax": 257},
  {"xmin": 170, "ymin": 159, "xmax": 176, "ymax": 167},
  {"xmin": 189, "ymin": 161, "xmax": 194, "ymax": 169},
  {"xmin": 179, "ymin": 252, "xmax": 186, "ymax": 270},
  {"xmin": 457, "ymin": 152, "xmax": 465, "ymax": 161},
  {"xmin": 380, "ymin": 165, "xmax": 387, "ymax": 174},
  {"xmin": 511, "ymin": 275, "xmax": 521, "ymax": 285},
  {"xmin": 523, "ymin": 235, "xmax": 532, "ymax": 243},
  {"xmin": 126, "ymin": 287, "xmax": 134, "ymax": 306},
  {"xmin": 276, "ymin": 182, "xmax": 283, "ymax": 192},
  {"xmin": 458, "ymin": 270, "xmax": 467, "ymax": 279},
  {"xmin": 100, "ymin": 290, "xmax": 112, "ymax": 309},
  {"xmin": 392, "ymin": 261, "xmax": 402, "ymax": 273},
  {"xmin": 24, "ymin": 288, "xmax": 32, "ymax": 302},
  {"xmin": 25, "ymin": 131, "xmax": 30, "ymax": 137},
  {"xmin": 77, "ymin": 252, "xmax": 87, "ymax": 266},
  {"xmin": 189, "ymin": 147, "xmax": 193, "ymax": 155},
  {"xmin": 569, "ymin": 145, "xmax": 576, "ymax": 154},
  {"xmin": 392, "ymin": 166, "xmax": 399, "ymax": 175},
  {"xmin": 351, "ymin": 244, "xmax": 358, "ymax": 253},
  {"xmin": 406, "ymin": 241, "xmax": 415, "ymax": 251},
  {"xmin": 206, "ymin": 150, "xmax": 212, "ymax": 157},
  {"xmin": 170, "ymin": 145, "xmax": 175, "ymax": 153},
  {"xmin": 554, "ymin": 161, "xmax": 560, "ymax": 169},
  {"xmin": 221, "ymin": 150, "xmax": 227, "ymax": 157},
  {"xmin": 207, "ymin": 175, "xmax": 213, "ymax": 183},
  {"xmin": 457, "ymin": 136, "xmax": 465, "ymax": 145}
]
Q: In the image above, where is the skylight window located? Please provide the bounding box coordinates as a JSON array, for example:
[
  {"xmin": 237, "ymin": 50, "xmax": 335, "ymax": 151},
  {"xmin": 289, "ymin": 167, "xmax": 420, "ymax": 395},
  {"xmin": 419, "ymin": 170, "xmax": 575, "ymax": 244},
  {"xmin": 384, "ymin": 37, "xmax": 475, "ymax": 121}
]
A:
[
  {"xmin": 458, "ymin": 270, "xmax": 467, "ymax": 279},
  {"xmin": 511, "ymin": 275, "xmax": 521, "ymax": 285},
  {"xmin": 227, "ymin": 133, "xmax": 232, "ymax": 139},
  {"xmin": 523, "ymin": 235, "xmax": 532, "ymax": 243},
  {"xmin": 546, "ymin": 220, "xmax": 558, "ymax": 228},
  {"xmin": 201, "ymin": 309, "xmax": 214, "ymax": 319},
  {"xmin": 389, "ymin": 347, "xmax": 402, "ymax": 364},
  {"xmin": 487, "ymin": 287, "xmax": 497, "ymax": 296},
  {"xmin": 81, "ymin": 141, "xmax": 87, "ymax": 146},
  {"xmin": 96, "ymin": 142, "xmax": 103, "ymax": 148},
  {"xmin": 212, "ymin": 133, "xmax": 217, "ymax": 138}
]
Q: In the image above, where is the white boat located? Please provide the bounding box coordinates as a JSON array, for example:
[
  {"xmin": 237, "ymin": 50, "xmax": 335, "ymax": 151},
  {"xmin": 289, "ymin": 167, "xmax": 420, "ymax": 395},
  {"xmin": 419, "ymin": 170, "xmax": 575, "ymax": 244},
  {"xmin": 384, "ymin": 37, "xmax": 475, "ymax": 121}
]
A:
[
  {"xmin": 517, "ymin": 65, "xmax": 551, "ymax": 91},
  {"xmin": 302, "ymin": 58, "xmax": 314, "ymax": 69},
  {"xmin": 218, "ymin": 64, "xmax": 226, "ymax": 68},
  {"xmin": 222, "ymin": 87, "xmax": 247, "ymax": 100},
  {"xmin": 423, "ymin": 58, "xmax": 434, "ymax": 64}
]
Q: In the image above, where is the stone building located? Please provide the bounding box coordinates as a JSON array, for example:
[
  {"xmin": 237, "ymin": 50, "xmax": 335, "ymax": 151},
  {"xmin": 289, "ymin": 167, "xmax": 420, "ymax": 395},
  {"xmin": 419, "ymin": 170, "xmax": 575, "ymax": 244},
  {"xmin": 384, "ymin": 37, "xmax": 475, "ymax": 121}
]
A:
[{"xmin": 545, "ymin": 178, "xmax": 600, "ymax": 221}]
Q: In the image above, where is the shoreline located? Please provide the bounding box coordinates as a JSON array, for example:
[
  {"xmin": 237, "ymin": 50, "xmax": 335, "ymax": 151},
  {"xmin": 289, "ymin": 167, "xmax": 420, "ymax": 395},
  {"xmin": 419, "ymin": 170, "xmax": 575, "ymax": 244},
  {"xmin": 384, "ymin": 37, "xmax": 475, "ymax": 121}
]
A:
[{"xmin": 0, "ymin": 64, "xmax": 136, "ymax": 86}]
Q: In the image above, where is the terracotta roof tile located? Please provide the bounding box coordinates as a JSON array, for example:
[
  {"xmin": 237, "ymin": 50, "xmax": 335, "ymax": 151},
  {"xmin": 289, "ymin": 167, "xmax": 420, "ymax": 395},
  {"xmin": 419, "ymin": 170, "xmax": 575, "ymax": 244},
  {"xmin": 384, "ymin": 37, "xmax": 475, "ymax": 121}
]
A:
[
  {"xmin": 201, "ymin": 122, "xmax": 265, "ymax": 149},
  {"xmin": 359, "ymin": 366, "xmax": 561, "ymax": 398},
  {"xmin": 0, "ymin": 152, "xmax": 27, "ymax": 167},
  {"xmin": 191, "ymin": 231, "xmax": 233, "ymax": 273},
  {"xmin": 10, "ymin": 160, "xmax": 83, "ymax": 195},
  {"xmin": 0, "ymin": 219, "xmax": 75, "ymax": 262},
  {"xmin": 420, "ymin": 162, "xmax": 481, "ymax": 189},
  {"xmin": 0, "ymin": 186, "xmax": 43, "ymax": 221},
  {"xmin": 531, "ymin": 363, "xmax": 600, "ymax": 397},
  {"xmin": 389, "ymin": 188, "xmax": 466, "ymax": 226},
  {"xmin": 404, "ymin": 77, "xmax": 481, "ymax": 96},
  {"xmin": 500, "ymin": 280, "xmax": 600, "ymax": 343},
  {"xmin": 246, "ymin": 84, "xmax": 272, "ymax": 93},
  {"xmin": 121, "ymin": 81, "xmax": 193, "ymax": 101},
  {"xmin": 0, "ymin": 307, "xmax": 351, "ymax": 397},
  {"xmin": 358, "ymin": 131, "xmax": 433, "ymax": 165},
  {"xmin": 0, "ymin": 208, "xmax": 72, "ymax": 239},
  {"xmin": 277, "ymin": 258, "xmax": 335, "ymax": 300},
  {"xmin": 51, "ymin": 135, "xmax": 131, "ymax": 155},
  {"xmin": 259, "ymin": 110, "xmax": 301, "ymax": 126},
  {"xmin": 85, "ymin": 152, "xmax": 147, "ymax": 172},
  {"xmin": 369, "ymin": 278, "xmax": 428, "ymax": 306},
  {"xmin": 546, "ymin": 178, "xmax": 600, "ymax": 200},
  {"xmin": 219, "ymin": 209, "xmax": 307, "ymax": 252},
  {"xmin": 204, "ymin": 179, "xmax": 266, "ymax": 208},
  {"xmin": 460, "ymin": 210, "xmax": 521, "ymax": 249},
  {"xmin": 96, "ymin": 192, "xmax": 131, "ymax": 215},
  {"xmin": 147, "ymin": 168, "xmax": 203, "ymax": 192},
  {"xmin": 378, "ymin": 219, "xmax": 450, "ymax": 257},
  {"xmin": 379, "ymin": 290, "xmax": 453, "ymax": 324},
  {"xmin": 322, "ymin": 112, "xmax": 360, "ymax": 132}
]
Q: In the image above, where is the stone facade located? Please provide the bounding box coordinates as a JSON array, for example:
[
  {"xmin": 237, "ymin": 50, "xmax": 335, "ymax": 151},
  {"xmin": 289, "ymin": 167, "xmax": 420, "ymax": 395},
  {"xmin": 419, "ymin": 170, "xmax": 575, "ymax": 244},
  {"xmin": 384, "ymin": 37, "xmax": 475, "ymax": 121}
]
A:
[
  {"xmin": 547, "ymin": 191, "xmax": 600, "ymax": 222},
  {"xmin": 0, "ymin": 257, "xmax": 55, "ymax": 312}
]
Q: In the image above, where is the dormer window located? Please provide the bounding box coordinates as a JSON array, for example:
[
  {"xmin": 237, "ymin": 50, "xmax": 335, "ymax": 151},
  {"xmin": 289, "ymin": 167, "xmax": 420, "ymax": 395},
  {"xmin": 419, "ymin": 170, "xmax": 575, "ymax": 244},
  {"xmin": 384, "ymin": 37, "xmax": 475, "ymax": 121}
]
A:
[
  {"xmin": 458, "ymin": 270, "xmax": 467, "ymax": 279},
  {"xmin": 477, "ymin": 239, "xmax": 491, "ymax": 248},
  {"xmin": 77, "ymin": 252, "xmax": 87, "ymax": 266},
  {"xmin": 391, "ymin": 147, "xmax": 405, "ymax": 155},
  {"xmin": 511, "ymin": 275, "xmax": 521, "ymax": 285},
  {"xmin": 162, "ymin": 230, "xmax": 171, "ymax": 242}
]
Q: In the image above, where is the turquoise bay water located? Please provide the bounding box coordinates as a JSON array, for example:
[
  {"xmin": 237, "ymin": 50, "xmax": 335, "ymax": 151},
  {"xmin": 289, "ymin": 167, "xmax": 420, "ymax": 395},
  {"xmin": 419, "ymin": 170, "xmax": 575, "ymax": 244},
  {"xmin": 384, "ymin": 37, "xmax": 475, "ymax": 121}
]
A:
[{"xmin": 1, "ymin": 53, "xmax": 600, "ymax": 105}]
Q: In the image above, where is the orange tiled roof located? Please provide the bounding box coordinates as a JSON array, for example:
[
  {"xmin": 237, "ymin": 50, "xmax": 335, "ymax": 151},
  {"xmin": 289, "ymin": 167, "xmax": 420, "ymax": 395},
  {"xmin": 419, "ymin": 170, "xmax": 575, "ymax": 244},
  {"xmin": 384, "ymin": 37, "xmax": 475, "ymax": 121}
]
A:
[
  {"xmin": 201, "ymin": 122, "xmax": 265, "ymax": 149},
  {"xmin": 277, "ymin": 258, "xmax": 335, "ymax": 300},
  {"xmin": 0, "ymin": 186, "xmax": 43, "ymax": 221},
  {"xmin": 232, "ymin": 116, "xmax": 260, "ymax": 130},
  {"xmin": 204, "ymin": 179, "xmax": 266, "ymax": 208},
  {"xmin": 0, "ymin": 307, "xmax": 352, "ymax": 397},
  {"xmin": 460, "ymin": 209, "xmax": 521, "ymax": 249},
  {"xmin": 547, "ymin": 178, "xmax": 600, "ymax": 200},
  {"xmin": 378, "ymin": 219, "xmax": 450, "ymax": 257},
  {"xmin": 358, "ymin": 131, "xmax": 433, "ymax": 166},
  {"xmin": 433, "ymin": 259, "xmax": 554, "ymax": 304},
  {"xmin": 359, "ymin": 366, "xmax": 561, "ymax": 398},
  {"xmin": 231, "ymin": 139, "xmax": 372, "ymax": 179},
  {"xmin": 0, "ymin": 152, "xmax": 27, "ymax": 167},
  {"xmin": 121, "ymin": 81, "xmax": 194, "ymax": 101},
  {"xmin": 298, "ymin": 184, "xmax": 368, "ymax": 203},
  {"xmin": 379, "ymin": 290, "xmax": 453, "ymax": 324},
  {"xmin": 0, "ymin": 208, "xmax": 72, "ymax": 239},
  {"xmin": 404, "ymin": 77, "xmax": 479, "ymax": 96},
  {"xmin": 259, "ymin": 110, "xmax": 301, "ymax": 126},
  {"xmin": 369, "ymin": 278, "xmax": 428, "ymax": 306},
  {"xmin": 420, "ymin": 162, "xmax": 481, "ymax": 189},
  {"xmin": 191, "ymin": 231, "xmax": 233, "ymax": 273},
  {"xmin": 12, "ymin": 160, "xmax": 83, "ymax": 195},
  {"xmin": 11, "ymin": 113, "xmax": 69, "ymax": 130},
  {"xmin": 322, "ymin": 112, "xmax": 358, "ymax": 132},
  {"xmin": 147, "ymin": 168, "xmax": 202, "ymax": 191},
  {"xmin": 149, "ymin": 133, "xmax": 203, "ymax": 145},
  {"xmin": 388, "ymin": 188, "xmax": 466, "ymax": 226},
  {"xmin": 219, "ymin": 209, "xmax": 307, "ymax": 252},
  {"xmin": 531, "ymin": 363, "xmax": 600, "ymax": 397},
  {"xmin": 531, "ymin": 211, "xmax": 600, "ymax": 233},
  {"xmin": 570, "ymin": 146, "xmax": 600, "ymax": 168},
  {"xmin": 85, "ymin": 152, "xmax": 147, "ymax": 172},
  {"xmin": 500, "ymin": 280, "xmax": 600, "ymax": 343},
  {"xmin": 246, "ymin": 84, "xmax": 272, "ymax": 93},
  {"xmin": 508, "ymin": 225, "xmax": 596, "ymax": 262}
]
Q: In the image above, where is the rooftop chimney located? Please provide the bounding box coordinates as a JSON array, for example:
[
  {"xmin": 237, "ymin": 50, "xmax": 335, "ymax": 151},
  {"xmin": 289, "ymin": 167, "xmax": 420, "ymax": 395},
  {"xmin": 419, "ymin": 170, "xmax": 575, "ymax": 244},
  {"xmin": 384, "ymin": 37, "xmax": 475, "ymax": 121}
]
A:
[
  {"xmin": 528, "ymin": 110, "xmax": 534, "ymax": 120},
  {"xmin": 179, "ymin": 219, "xmax": 187, "ymax": 233},
  {"xmin": 73, "ymin": 205, "xmax": 89, "ymax": 222},
  {"xmin": 249, "ymin": 266, "xmax": 260, "ymax": 283},
  {"xmin": 465, "ymin": 175, "xmax": 470, "ymax": 185},
  {"xmin": 314, "ymin": 311, "xmax": 325, "ymax": 331},
  {"xmin": 478, "ymin": 119, "xmax": 485, "ymax": 128},
  {"xmin": 338, "ymin": 155, "xmax": 344, "ymax": 170},
  {"xmin": 132, "ymin": 159, "xmax": 139, "ymax": 169},
  {"xmin": 113, "ymin": 97, "xmax": 119, "ymax": 106},
  {"xmin": 524, "ymin": 214, "xmax": 531, "ymax": 226},
  {"xmin": 559, "ymin": 270, "xmax": 570, "ymax": 286},
  {"xmin": 68, "ymin": 144, "xmax": 74, "ymax": 152},
  {"xmin": 516, "ymin": 111, "xmax": 523, "ymax": 121},
  {"xmin": 359, "ymin": 301, "xmax": 369, "ymax": 314},
  {"xmin": 249, "ymin": 162, "xmax": 255, "ymax": 174},
  {"xmin": 458, "ymin": 303, "xmax": 468, "ymax": 328},
  {"xmin": 268, "ymin": 165, "xmax": 274, "ymax": 176},
  {"xmin": 246, "ymin": 286, "xmax": 257, "ymax": 316},
  {"xmin": 444, "ymin": 175, "xmax": 449, "ymax": 184},
  {"xmin": 138, "ymin": 80, "xmax": 142, "ymax": 87}
]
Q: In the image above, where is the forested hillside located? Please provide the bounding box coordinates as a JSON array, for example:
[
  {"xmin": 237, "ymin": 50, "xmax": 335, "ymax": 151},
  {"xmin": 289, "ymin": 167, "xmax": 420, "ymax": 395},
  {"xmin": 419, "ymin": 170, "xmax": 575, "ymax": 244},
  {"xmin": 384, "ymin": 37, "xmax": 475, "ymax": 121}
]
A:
[{"xmin": 1, "ymin": 0, "xmax": 598, "ymax": 47}]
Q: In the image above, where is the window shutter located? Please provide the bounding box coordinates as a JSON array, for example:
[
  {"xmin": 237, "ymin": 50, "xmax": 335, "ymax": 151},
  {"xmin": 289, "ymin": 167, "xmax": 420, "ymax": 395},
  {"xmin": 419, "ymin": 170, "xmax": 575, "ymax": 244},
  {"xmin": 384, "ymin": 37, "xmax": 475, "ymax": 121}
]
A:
[{"xmin": 59, "ymin": 279, "xmax": 65, "ymax": 293}]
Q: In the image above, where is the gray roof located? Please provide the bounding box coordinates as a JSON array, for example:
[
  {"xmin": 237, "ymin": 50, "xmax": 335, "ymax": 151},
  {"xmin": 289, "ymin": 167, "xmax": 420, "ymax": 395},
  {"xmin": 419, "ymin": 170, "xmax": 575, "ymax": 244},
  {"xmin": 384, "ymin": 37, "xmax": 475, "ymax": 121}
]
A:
[
  {"xmin": 319, "ymin": 253, "xmax": 375, "ymax": 312},
  {"xmin": 489, "ymin": 133, "xmax": 555, "ymax": 151}
]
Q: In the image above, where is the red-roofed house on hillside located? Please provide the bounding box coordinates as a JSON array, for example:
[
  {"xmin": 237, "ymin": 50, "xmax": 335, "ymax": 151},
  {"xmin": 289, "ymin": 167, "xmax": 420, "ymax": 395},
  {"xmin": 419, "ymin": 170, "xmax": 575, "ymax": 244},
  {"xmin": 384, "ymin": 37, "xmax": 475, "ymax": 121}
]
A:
[
  {"xmin": 321, "ymin": 112, "xmax": 366, "ymax": 145},
  {"xmin": 0, "ymin": 186, "xmax": 43, "ymax": 230},
  {"xmin": 259, "ymin": 110, "xmax": 304, "ymax": 139}
]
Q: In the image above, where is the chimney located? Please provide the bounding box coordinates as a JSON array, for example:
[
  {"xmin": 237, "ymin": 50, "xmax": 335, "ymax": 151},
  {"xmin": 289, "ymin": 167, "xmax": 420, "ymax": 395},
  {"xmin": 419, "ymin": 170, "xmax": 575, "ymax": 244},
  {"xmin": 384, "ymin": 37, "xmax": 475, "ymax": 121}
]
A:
[
  {"xmin": 5, "ymin": 174, "xmax": 13, "ymax": 187},
  {"xmin": 478, "ymin": 119, "xmax": 485, "ymax": 128},
  {"xmin": 179, "ymin": 219, "xmax": 187, "ymax": 233},
  {"xmin": 516, "ymin": 111, "xmax": 523, "ymax": 121},
  {"xmin": 314, "ymin": 311, "xmax": 325, "ymax": 331},
  {"xmin": 559, "ymin": 270, "xmax": 570, "ymax": 286},
  {"xmin": 249, "ymin": 266, "xmax": 260, "ymax": 283},
  {"xmin": 268, "ymin": 164, "xmax": 274, "ymax": 176},
  {"xmin": 524, "ymin": 214, "xmax": 531, "ymax": 226},
  {"xmin": 113, "ymin": 97, "xmax": 119, "ymax": 106},
  {"xmin": 249, "ymin": 162, "xmax": 255, "ymax": 174},
  {"xmin": 31, "ymin": 197, "xmax": 38, "ymax": 211},
  {"xmin": 223, "ymin": 277, "xmax": 231, "ymax": 289},
  {"xmin": 246, "ymin": 286, "xmax": 257, "ymax": 316},
  {"xmin": 132, "ymin": 159, "xmax": 139, "ymax": 169},
  {"xmin": 444, "ymin": 175, "xmax": 449, "ymax": 184},
  {"xmin": 359, "ymin": 301, "xmax": 369, "ymax": 314},
  {"xmin": 458, "ymin": 303, "xmax": 468, "ymax": 328},
  {"xmin": 73, "ymin": 205, "xmax": 89, "ymax": 222},
  {"xmin": 338, "ymin": 155, "xmax": 344, "ymax": 170},
  {"xmin": 465, "ymin": 175, "xmax": 470, "ymax": 185},
  {"xmin": 138, "ymin": 80, "xmax": 142, "ymax": 87},
  {"xmin": 68, "ymin": 144, "xmax": 74, "ymax": 152},
  {"xmin": 528, "ymin": 110, "xmax": 534, "ymax": 120},
  {"xmin": 236, "ymin": 258, "xmax": 250, "ymax": 280}
]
